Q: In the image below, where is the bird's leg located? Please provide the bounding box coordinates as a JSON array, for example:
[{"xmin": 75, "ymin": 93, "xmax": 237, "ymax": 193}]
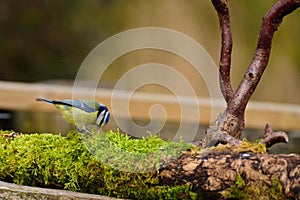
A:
[
  {"xmin": 76, "ymin": 124, "xmax": 102, "ymax": 137},
  {"xmin": 75, "ymin": 126, "xmax": 93, "ymax": 137}
]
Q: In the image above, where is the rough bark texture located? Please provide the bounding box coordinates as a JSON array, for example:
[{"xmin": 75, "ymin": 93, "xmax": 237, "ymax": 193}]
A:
[{"xmin": 160, "ymin": 150, "xmax": 300, "ymax": 199}]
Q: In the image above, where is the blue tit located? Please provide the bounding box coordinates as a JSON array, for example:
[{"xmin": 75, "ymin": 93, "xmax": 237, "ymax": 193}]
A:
[{"xmin": 36, "ymin": 98, "xmax": 110, "ymax": 132}]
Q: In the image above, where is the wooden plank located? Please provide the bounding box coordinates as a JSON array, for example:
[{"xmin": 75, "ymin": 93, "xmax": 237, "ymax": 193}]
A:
[
  {"xmin": 0, "ymin": 81, "xmax": 299, "ymax": 130},
  {"xmin": 0, "ymin": 81, "xmax": 111, "ymax": 112},
  {"xmin": 0, "ymin": 181, "xmax": 122, "ymax": 200}
]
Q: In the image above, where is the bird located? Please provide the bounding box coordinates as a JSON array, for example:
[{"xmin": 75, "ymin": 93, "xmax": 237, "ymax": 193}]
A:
[{"xmin": 36, "ymin": 98, "xmax": 110, "ymax": 134}]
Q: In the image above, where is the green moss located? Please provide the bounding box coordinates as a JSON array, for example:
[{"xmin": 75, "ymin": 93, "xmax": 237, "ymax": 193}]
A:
[
  {"xmin": 0, "ymin": 130, "xmax": 283, "ymax": 199},
  {"xmin": 235, "ymin": 173, "xmax": 246, "ymax": 188},
  {"xmin": 270, "ymin": 178, "xmax": 285, "ymax": 200},
  {"xmin": 83, "ymin": 130, "xmax": 192, "ymax": 173},
  {"xmin": 225, "ymin": 172, "xmax": 249, "ymax": 199},
  {"xmin": 0, "ymin": 130, "xmax": 194, "ymax": 199},
  {"xmin": 211, "ymin": 138, "xmax": 268, "ymax": 155},
  {"xmin": 225, "ymin": 173, "xmax": 287, "ymax": 200}
]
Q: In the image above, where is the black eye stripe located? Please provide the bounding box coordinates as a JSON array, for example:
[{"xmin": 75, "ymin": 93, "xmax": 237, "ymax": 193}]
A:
[
  {"xmin": 97, "ymin": 105, "xmax": 107, "ymax": 117},
  {"xmin": 96, "ymin": 110, "xmax": 110, "ymax": 126},
  {"xmin": 95, "ymin": 110, "xmax": 104, "ymax": 125},
  {"xmin": 99, "ymin": 115, "xmax": 105, "ymax": 126}
]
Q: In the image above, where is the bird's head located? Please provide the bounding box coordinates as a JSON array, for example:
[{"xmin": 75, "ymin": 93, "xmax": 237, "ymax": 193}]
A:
[{"xmin": 96, "ymin": 104, "xmax": 110, "ymax": 127}]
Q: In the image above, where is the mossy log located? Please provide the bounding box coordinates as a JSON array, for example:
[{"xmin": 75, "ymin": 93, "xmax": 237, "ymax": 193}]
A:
[
  {"xmin": 159, "ymin": 148, "xmax": 300, "ymax": 199},
  {"xmin": 1, "ymin": 131, "xmax": 299, "ymax": 199}
]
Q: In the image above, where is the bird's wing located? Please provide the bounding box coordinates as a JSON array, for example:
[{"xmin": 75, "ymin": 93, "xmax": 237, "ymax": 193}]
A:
[
  {"xmin": 57, "ymin": 100, "xmax": 97, "ymax": 113},
  {"xmin": 36, "ymin": 98, "xmax": 98, "ymax": 113}
]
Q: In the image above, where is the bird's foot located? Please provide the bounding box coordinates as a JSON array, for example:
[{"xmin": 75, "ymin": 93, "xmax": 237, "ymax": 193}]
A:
[{"xmin": 76, "ymin": 124, "xmax": 102, "ymax": 138}]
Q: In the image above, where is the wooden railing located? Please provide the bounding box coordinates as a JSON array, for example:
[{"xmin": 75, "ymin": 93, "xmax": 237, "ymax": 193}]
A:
[{"xmin": 0, "ymin": 80, "xmax": 299, "ymax": 130}]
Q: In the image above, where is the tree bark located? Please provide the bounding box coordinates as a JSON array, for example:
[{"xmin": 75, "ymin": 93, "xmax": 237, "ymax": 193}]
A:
[
  {"xmin": 203, "ymin": 0, "xmax": 300, "ymax": 148},
  {"xmin": 231, "ymin": 0, "xmax": 300, "ymax": 116},
  {"xmin": 159, "ymin": 150, "xmax": 300, "ymax": 199},
  {"xmin": 211, "ymin": 0, "xmax": 234, "ymax": 103}
]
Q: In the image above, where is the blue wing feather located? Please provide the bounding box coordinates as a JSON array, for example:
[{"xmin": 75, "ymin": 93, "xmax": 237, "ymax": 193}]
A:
[
  {"xmin": 36, "ymin": 98, "xmax": 96, "ymax": 113},
  {"xmin": 59, "ymin": 100, "xmax": 96, "ymax": 113}
]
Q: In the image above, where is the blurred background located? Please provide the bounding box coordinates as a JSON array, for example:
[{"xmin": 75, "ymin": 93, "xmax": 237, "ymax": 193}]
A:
[{"xmin": 0, "ymin": 0, "xmax": 299, "ymax": 153}]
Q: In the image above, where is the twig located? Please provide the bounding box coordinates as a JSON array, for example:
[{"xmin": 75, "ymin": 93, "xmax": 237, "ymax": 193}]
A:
[{"xmin": 260, "ymin": 124, "xmax": 289, "ymax": 148}]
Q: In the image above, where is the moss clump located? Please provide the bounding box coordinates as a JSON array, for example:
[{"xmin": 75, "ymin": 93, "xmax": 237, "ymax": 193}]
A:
[
  {"xmin": 210, "ymin": 138, "xmax": 268, "ymax": 155},
  {"xmin": 0, "ymin": 130, "xmax": 194, "ymax": 199},
  {"xmin": 0, "ymin": 130, "xmax": 102, "ymax": 193},
  {"xmin": 225, "ymin": 173, "xmax": 287, "ymax": 200},
  {"xmin": 83, "ymin": 130, "xmax": 192, "ymax": 173}
]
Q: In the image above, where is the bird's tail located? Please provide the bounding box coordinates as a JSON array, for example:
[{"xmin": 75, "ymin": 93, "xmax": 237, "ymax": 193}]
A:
[{"xmin": 36, "ymin": 98, "xmax": 54, "ymax": 104}]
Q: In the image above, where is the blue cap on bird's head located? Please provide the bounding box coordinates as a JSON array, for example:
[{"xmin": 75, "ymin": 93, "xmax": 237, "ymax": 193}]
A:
[{"xmin": 96, "ymin": 104, "xmax": 110, "ymax": 127}]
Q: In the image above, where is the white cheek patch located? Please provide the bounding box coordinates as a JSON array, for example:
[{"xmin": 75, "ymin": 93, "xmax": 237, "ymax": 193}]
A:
[
  {"xmin": 104, "ymin": 111, "xmax": 109, "ymax": 124},
  {"xmin": 96, "ymin": 110, "xmax": 105, "ymax": 125}
]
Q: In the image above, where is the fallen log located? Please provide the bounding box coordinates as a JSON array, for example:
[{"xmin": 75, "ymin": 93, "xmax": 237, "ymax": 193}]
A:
[
  {"xmin": 159, "ymin": 146, "xmax": 300, "ymax": 199},
  {"xmin": 1, "ymin": 131, "xmax": 299, "ymax": 199}
]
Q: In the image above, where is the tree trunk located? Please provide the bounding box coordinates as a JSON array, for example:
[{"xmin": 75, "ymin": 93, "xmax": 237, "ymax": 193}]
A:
[
  {"xmin": 159, "ymin": 149, "xmax": 300, "ymax": 199},
  {"xmin": 203, "ymin": 0, "xmax": 300, "ymax": 148}
]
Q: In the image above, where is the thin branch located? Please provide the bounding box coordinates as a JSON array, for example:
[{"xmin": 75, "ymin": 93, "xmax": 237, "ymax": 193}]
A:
[
  {"xmin": 260, "ymin": 124, "xmax": 289, "ymax": 148},
  {"xmin": 211, "ymin": 0, "xmax": 234, "ymax": 102},
  {"xmin": 228, "ymin": 0, "xmax": 300, "ymax": 116}
]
